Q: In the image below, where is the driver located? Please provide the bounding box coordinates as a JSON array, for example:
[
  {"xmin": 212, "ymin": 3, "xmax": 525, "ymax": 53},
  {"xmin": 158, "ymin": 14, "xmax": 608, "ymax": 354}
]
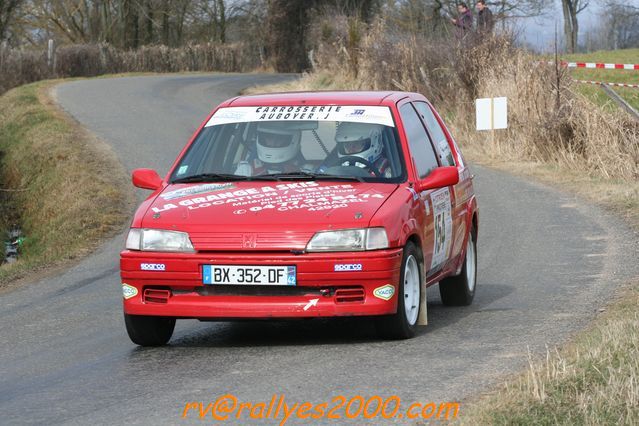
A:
[
  {"xmin": 235, "ymin": 123, "xmax": 310, "ymax": 175},
  {"xmin": 334, "ymin": 122, "xmax": 391, "ymax": 177}
]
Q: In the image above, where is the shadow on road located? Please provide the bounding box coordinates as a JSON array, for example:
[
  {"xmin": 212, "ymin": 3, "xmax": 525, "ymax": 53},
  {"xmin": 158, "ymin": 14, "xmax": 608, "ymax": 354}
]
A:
[{"xmin": 123, "ymin": 282, "xmax": 514, "ymax": 351}]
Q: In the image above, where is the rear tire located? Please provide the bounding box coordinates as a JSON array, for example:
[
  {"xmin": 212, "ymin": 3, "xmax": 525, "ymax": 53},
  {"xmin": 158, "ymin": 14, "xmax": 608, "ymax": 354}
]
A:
[
  {"xmin": 376, "ymin": 242, "xmax": 422, "ymax": 340},
  {"xmin": 439, "ymin": 225, "xmax": 477, "ymax": 306},
  {"xmin": 124, "ymin": 313, "xmax": 175, "ymax": 346}
]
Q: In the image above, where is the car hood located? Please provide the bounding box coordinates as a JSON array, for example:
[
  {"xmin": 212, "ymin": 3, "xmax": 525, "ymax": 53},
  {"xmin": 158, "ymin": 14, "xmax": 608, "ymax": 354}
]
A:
[{"xmin": 141, "ymin": 181, "xmax": 399, "ymax": 251}]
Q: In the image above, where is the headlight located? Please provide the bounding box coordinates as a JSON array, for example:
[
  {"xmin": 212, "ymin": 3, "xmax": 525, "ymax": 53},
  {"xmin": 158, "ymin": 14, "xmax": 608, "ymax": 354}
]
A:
[
  {"xmin": 125, "ymin": 228, "xmax": 195, "ymax": 253},
  {"xmin": 306, "ymin": 228, "xmax": 389, "ymax": 252}
]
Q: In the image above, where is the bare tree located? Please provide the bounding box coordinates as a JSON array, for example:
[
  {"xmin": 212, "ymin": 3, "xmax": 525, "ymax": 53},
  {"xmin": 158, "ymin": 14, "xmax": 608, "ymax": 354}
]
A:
[
  {"xmin": 384, "ymin": 0, "xmax": 550, "ymax": 36},
  {"xmin": 194, "ymin": 0, "xmax": 227, "ymax": 42},
  {"xmin": 561, "ymin": 0, "xmax": 588, "ymax": 53},
  {"xmin": 604, "ymin": 1, "xmax": 639, "ymax": 49},
  {"xmin": 0, "ymin": 0, "xmax": 24, "ymax": 42}
]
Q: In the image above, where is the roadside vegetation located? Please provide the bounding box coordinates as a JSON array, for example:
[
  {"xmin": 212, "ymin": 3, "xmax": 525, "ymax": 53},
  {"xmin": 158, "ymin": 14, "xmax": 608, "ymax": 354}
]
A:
[
  {"xmin": 0, "ymin": 82, "xmax": 131, "ymax": 288},
  {"xmin": 245, "ymin": 12, "xmax": 639, "ymax": 424},
  {"xmin": 0, "ymin": 43, "xmax": 256, "ymax": 96}
]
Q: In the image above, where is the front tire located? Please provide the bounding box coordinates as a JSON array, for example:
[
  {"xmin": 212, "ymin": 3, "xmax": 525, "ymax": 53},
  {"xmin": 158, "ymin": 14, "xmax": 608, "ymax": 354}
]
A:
[
  {"xmin": 124, "ymin": 313, "xmax": 175, "ymax": 346},
  {"xmin": 376, "ymin": 242, "xmax": 422, "ymax": 339},
  {"xmin": 439, "ymin": 225, "xmax": 477, "ymax": 306}
]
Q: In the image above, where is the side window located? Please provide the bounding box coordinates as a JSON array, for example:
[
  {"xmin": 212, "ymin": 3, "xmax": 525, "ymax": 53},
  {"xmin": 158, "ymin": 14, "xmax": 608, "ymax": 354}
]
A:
[
  {"xmin": 414, "ymin": 102, "xmax": 455, "ymax": 167},
  {"xmin": 399, "ymin": 103, "xmax": 439, "ymax": 179}
]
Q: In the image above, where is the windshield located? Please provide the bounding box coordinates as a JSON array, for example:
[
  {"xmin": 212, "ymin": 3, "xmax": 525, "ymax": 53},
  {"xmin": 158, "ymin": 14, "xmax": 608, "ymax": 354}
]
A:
[{"xmin": 170, "ymin": 106, "xmax": 405, "ymax": 184}]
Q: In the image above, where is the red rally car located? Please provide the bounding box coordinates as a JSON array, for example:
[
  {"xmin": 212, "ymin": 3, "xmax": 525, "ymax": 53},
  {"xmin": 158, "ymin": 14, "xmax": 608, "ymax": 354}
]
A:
[{"xmin": 121, "ymin": 91, "xmax": 479, "ymax": 346}]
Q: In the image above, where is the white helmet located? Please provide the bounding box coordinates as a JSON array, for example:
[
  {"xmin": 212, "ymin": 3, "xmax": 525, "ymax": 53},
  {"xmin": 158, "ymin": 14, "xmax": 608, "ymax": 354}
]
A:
[
  {"xmin": 335, "ymin": 123, "xmax": 384, "ymax": 164},
  {"xmin": 256, "ymin": 123, "xmax": 301, "ymax": 164}
]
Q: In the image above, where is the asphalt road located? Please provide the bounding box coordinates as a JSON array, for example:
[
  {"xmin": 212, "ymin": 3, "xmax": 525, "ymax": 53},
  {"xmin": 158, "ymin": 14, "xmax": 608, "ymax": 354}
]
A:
[{"xmin": 1, "ymin": 74, "xmax": 636, "ymax": 425}]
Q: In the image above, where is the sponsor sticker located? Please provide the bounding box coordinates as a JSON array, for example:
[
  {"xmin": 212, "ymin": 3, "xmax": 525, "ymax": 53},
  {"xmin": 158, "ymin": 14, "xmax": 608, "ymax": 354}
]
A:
[
  {"xmin": 160, "ymin": 183, "xmax": 235, "ymax": 201},
  {"xmin": 334, "ymin": 263, "xmax": 363, "ymax": 272},
  {"xmin": 141, "ymin": 263, "xmax": 166, "ymax": 271},
  {"xmin": 373, "ymin": 284, "xmax": 395, "ymax": 301},
  {"xmin": 150, "ymin": 182, "xmax": 387, "ymax": 215},
  {"xmin": 206, "ymin": 106, "xmax": 395, "ymax": 128},
  {"xmin": 406, "ymin": 187, "xmax": 419, "ymax": 201},
  {"xmin": 122, "ymin": 283, "xmax": 138, "ymax": 300}
]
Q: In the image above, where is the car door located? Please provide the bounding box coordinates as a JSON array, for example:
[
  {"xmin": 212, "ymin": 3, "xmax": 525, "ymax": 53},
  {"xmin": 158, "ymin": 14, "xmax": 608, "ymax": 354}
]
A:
[
  {"xmin": 413, "ymin": 101, "xmax": 469, "ymax": 269},
  {"xmin": 397, "ymin": 100, "xmax": 452, "ymax": 278}
]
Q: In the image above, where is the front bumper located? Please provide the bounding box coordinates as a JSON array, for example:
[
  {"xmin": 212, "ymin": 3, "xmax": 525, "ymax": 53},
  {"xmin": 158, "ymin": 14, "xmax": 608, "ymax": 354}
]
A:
[{"xmin": 120, "ymin": 249, "xmax": 403, "ymax": 319}]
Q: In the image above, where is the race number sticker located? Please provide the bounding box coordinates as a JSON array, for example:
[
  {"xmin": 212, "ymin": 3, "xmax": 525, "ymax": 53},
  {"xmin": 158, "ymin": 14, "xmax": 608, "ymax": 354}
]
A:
[{"xmin": 430, "ymin": 188, "xmax": 453, "ymax": 270}]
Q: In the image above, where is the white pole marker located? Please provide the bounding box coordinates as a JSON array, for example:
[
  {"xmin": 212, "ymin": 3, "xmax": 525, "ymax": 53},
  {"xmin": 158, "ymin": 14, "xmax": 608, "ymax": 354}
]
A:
[{"xmin": 476, "ymin": 97, "xmax": 507, "ymax": 131}]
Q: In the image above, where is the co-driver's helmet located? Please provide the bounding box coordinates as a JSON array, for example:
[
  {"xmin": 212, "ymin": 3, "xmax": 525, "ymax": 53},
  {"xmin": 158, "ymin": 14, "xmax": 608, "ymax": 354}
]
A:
[
  {"xmin": 256, "ymin": 123, "xmax": 302, "ymax": 164},
  {"xmin": 335, "ymin": 123, "xmax": 384, "ymax": 164}
]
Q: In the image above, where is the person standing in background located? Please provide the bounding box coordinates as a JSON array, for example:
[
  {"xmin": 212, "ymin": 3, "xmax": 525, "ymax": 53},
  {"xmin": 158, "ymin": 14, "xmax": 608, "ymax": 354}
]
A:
[
  {"xmin": 476, "ymin": 0, "xmax": 494, "ymax": 33},
  {"xmin": 450, "ymin": 3, "xmax": 473, "ymax": 38}
]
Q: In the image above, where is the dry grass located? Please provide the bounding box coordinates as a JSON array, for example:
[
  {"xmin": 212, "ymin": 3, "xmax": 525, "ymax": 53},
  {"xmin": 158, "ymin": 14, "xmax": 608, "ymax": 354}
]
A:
[
  {"xmin": 0, "ymin": 81, "xmax": 132, "ymax": 287},
  {"xmin": 248, "ymin": 14, "xmax": 639, "ymax": 423},
  {"xmin": 252, "ymin": 15, "xmax": 639, "ymax": 183},
  {"xmin": 459, "ymin": 280, "xmax": 639, "ymax": 425}
]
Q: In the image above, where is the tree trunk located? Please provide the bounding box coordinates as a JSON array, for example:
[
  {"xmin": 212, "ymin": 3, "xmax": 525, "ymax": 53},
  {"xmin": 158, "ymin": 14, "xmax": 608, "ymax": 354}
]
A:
[
  {"xmin": 561, "ymin": 0, "xmax": 577, "ymax": 53},
  {"xmin": 266, "ymin": 0, "xmax": 310, "ymax": 72},
  {"xmin": 217, "ymin": 0, "xmax": 226, "ymax": 43},
  {"xmin": 145, "ymin": 0, "xmax": 154, "ymax": 44},
  {"xmin": 570, "ymin": 9, "xmax": 578, "ymax": 52},
  {"xmin": 161, "ymin": 0, "xmax": 170, "ymax": 45}
]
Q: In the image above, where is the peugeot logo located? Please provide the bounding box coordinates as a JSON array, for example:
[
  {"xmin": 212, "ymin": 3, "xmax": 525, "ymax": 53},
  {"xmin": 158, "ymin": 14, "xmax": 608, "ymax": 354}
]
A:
[{"xmin": 242, "ymin": 233, "xmax": 257, "ymax": 248}]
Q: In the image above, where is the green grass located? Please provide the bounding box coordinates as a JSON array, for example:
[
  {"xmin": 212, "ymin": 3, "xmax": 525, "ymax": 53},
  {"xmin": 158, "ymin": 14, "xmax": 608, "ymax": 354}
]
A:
[
  {"xmin": 560, "ymin": 49, "xmax": 639, "ymax": 111},
  {"xmin": 0, "ymin": 81, "xmax": 131, "ymax": 287},
  {"xmin": 562, "ymin": 48, "xmax": 639, "ymax": 63}
]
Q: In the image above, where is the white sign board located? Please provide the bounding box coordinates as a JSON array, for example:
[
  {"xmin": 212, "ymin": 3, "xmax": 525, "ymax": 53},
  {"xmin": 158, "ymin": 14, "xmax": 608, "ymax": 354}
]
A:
[{"xmin": 476, "ymin": 97, "xmax": 507, "ymax": 131}]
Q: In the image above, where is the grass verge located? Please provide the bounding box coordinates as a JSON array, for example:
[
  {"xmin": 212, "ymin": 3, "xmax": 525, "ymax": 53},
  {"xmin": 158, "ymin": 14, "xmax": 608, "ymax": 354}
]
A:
[
  {"xmin": 459, "ymin": 282, "xmax": 639, "ymax": 424},
  {"xmin": 454, "ymin": 154, "xmax": 639, "ymax": 424},
  {"xmin": 246, "ymin": 70, "xmax": 639, "ymax": 424},
  {"xmin": 561, "ymin": 48, "xmax": 639, "ymax": 112},
  {"xmin": 0, "ymin": 81, "xmax": 132, "ymax": 289}
]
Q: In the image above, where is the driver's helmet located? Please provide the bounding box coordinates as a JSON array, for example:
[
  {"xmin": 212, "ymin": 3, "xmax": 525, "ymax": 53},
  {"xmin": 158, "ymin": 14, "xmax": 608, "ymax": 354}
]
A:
[
  {"xmin": 335, "ymin": 123, "xmax": 384, "ymax": 164},
  {"xmin": 256, "ymin": 123, "xmax": 302, "ymax": 164}
]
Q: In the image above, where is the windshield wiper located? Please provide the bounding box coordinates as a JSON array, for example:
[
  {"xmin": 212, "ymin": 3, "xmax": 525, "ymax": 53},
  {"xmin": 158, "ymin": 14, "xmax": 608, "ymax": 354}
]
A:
[
  {"xmin": 172, "ymin": 173, "xmax": 249, "ymax": 183},
  {"xmin": 252, "ymin": 171, "xmax": 365, "ymax": 182}
]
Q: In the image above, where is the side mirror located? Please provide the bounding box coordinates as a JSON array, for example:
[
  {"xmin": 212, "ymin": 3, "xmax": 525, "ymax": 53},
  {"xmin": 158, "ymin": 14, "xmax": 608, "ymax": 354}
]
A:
[
  {"xmin": 132, "ymin": 168, "xmax": 163, "ymax": 190},
  {"xmin": 415, "ymin": 166, "xmax": 459, "ymax": 192}
]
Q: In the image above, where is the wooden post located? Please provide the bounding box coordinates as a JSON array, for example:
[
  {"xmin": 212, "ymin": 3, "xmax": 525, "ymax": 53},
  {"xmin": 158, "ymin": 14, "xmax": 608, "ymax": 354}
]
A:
[
  {"xmin": 490, "ymin": 97, "xmax": 497, "ymax": 155},
  {"xmin": 601, "ymin": 84, "xmax": 639, "ymax": 121}
]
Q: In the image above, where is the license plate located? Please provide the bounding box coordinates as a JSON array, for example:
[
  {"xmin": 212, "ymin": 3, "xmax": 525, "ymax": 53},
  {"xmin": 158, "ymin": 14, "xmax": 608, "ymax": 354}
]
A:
[{"xmin": 202, "ymin": 265, "xmax": 296, "ymax": 286}]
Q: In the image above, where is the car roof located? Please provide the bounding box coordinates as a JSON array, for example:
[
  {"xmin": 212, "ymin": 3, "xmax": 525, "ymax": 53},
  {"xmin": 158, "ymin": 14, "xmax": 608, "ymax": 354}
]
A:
[{"xmin": 221, "ymin": 91, "xmax": 427, "ymax": 108}]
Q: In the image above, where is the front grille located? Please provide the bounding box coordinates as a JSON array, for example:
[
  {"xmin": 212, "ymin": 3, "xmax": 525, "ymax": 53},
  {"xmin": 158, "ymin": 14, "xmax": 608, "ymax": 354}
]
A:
[{"xmin": 189, "ymin": 231, "xmax": 313, "ymax": 251}]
